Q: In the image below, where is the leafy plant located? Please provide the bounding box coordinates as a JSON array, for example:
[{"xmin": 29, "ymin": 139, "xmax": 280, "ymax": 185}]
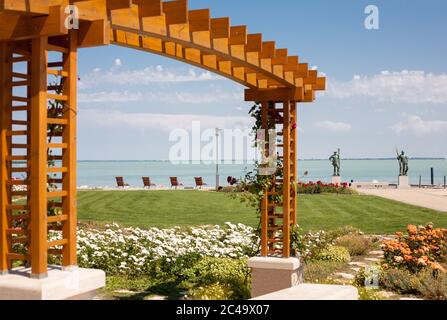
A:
[
  {"xmin": 336, "ymin": 235, "xmax": 372, "ymax": 256},
  {"xmin": 316, "ymin": 246, "xmax": 351, "ymax": 263}
]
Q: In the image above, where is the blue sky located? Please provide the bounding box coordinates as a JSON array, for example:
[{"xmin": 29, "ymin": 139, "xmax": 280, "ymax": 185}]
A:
[{"xmin": 77, "ymin": 0, "xmax": 447, "ymax": 160}]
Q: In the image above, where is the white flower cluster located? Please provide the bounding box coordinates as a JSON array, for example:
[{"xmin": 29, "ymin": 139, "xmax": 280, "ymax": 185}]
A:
[{"xmin": 50, "ymin": 222, "xmax": 260, "ymax": 275}]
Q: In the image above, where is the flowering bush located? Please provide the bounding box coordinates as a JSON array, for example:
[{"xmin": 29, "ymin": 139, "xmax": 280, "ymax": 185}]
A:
[
  {"xmin": 49, "ymin": 222, "xmax": 259, "ymax": 276},
  {"xmin": 291, "ymin": 226, "xmax": 335, "ymax": 260},
  {"xmin": 297, "ymin": 181, "xmax": 355, "ymax": 195},
  {"xmin": 382, "ymin": 223, "xmax": 447, "ymax": 273}
]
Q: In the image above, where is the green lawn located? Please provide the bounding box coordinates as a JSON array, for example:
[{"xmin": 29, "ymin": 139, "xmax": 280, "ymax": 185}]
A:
[{"xmin": 77, "ymin": 190, "xmax": 447, "ymax": 234}]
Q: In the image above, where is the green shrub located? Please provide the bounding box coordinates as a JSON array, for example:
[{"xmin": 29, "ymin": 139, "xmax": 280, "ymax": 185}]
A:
[
  {"xmin": 291, "ymin": 226, "xmax": 334, "ymax": 260},
  {"xmin": 304, "ymin": 260, "xmax": 346, "ymax": 284},
  {"xmin": 187, "ymin": 283, "xmax": 233, "ymax": 300},
  {"xmin": 327, "ymin": 226, "xmax": 363, "ymax": 241},
  {"xmin": 416, "ymin": 270, "xmax": 447, "ymax": 300},
  {"xmin": 380, "ymin": 268, "xmax": 421, "ymax": 295},
  {"xmin": 316, "ymin": 246, "xmax": 351, "ymax": 263},
  {"xmin": 336, "ymin": 235, "xmax": 372, "ymax": 256},
  {"xmin": 357, "ymin": 287, "xmax": 383, "ymax": 300},
  {"xmin": 184, "ymin": 257, "xmax": 251, "ymax": 300}
]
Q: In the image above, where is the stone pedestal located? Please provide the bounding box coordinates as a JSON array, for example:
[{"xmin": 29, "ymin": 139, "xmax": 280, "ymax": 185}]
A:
[
  {"xmin": 0, "ymin": 265, "xmax": 105, "ymax": 300},
  {"xmin": 331, "ymin": 176, "xmax": 341, "ymax": 185},
  {"xmin": 248, "ymin": 257, "xmax": 304, "ymax": 298},
  {"xmin": 398, "ymin": 175, "xmax": 410, "ymax": 189}
]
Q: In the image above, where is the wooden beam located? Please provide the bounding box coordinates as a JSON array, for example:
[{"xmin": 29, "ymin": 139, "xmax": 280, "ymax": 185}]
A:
[
  {"xmin": 0, "ymin": 0, "xmax": 50, "ymax": 15},
  {"xmin": 245, "ymin": 88, "xmax": 304, "ymax": 102},
  {"xmin": 30, "ymin": 36, "xmax": 48, "ymax": 278},
  {"xmin": 106, "ymin": 0, "xmax": 132, "ymax": 11},
  {"xmin": 0, "ymin": 42, "xmax": 12, "ymax": 273},
  {"xmin": 0, "ymin": 6, "xmax": 67, "ymax": 41},
  {"xmin": 134, "ymin": 0, "xmax": 161, "ymax": 18},
  {"xmin": 163, "ymin": 0, "xmax": 187, "ymax": 25},
  {"xmin": 78, "ymin": 19, "xmax": 110, "ymax": 47},
  {"xmin": 62, "ymin": 30, "xmax": 77, "ymax": 267}
]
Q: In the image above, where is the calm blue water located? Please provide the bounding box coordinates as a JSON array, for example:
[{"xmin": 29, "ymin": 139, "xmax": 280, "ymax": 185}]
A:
[{"xmin": 77, "ymin": 159, "xmax": 447, "ymax": 188}]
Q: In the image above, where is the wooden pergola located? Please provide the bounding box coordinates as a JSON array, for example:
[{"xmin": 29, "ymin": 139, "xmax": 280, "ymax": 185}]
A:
[{"xmin": 0, "ymin": 0, "xmax": 325, "ymax": 278}]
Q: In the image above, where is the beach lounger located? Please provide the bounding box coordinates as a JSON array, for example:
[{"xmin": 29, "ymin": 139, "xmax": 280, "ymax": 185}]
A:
[
  {"xmin": 194, "ymin": 177, "xmax": 208, "ymax": 189},
  {"xmin": 170, "ymin": 177, "xmax": 183, "ymax": 189},
  {"xmin": 116, "ymin": 177, "xmax": 130, "ymax": 188},
  {"xmin": 142, "ymin": 177, "xmax": 156, "ymax": 189}
]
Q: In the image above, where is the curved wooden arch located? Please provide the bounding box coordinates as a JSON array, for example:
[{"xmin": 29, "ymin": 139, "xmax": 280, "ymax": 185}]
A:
[{"xmin": 108, "ymin": 2, "xmax": 325, "ymax": 100}]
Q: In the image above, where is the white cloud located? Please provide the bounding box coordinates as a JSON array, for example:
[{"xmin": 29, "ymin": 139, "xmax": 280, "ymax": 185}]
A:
[
  {"xmin": 114, "ymin": 58, "xmax": 122, "ymax": 67},
  {"xmin": 78, "ymin": 89, "xmax": 242, "ymax": 104},
  {"xmin": 391, "ymin": 114, "xmax": 447, "ymax": 136},
  {"xmin": 314, "ymin": 120, "xmax": 352, "ymax": 133},
  {"xmin": 80, "ymin": 109, "xmax": 252, "ymax": 132},
  {"xmin": 328, "ymin": 70, "xmax": 447, "ymax": 104},
  {"xmin": 78, "ymin": 64, "xmax": 222, "ymax": 88}
]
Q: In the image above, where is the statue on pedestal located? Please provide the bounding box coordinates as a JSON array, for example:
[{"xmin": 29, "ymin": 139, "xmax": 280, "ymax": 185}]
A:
[
  {"xmin": 329, "ymin": 149, "xmax": 341, "ymax": 177},
  {"xmin": 396, "ymin": 149, "xmax": 409, "ymax": 176}
]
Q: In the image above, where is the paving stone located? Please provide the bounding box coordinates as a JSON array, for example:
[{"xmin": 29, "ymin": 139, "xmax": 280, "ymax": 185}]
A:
[
  {"xmin": 145, "ymin": 295, "xmax": 167, "ymax": 300},
  {"xmin": 334, "ymin": 272, "xmax": 355, "ymax": 280},
  {"xmin": 364, "ymin": 258, "xmax": 381, "ymax": 262},
  {"xmin": 349, "ymin": 262, "xmax": 368, "ymax": 267},
  {"xmin": 351, "ymin": 267, "xmax": 361, "ymax": 272},
  {"xmin": 368, "ymin": 250, "xmax": 384, "ymax": 256}
]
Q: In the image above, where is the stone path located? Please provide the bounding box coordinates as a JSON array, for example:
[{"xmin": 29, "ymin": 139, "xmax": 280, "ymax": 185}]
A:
[
  {"xmin": 330, "ymin": 249, "xmax": 423, "ymax": 300},
  {"xmin": 359, "ymin": 188, "xmax": 447, "ymax": 212}
]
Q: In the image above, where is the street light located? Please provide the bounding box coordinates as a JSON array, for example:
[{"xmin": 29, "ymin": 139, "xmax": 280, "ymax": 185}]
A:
[{"xmin": 215, "ymin": 128, "xmax": 221, "ymax": 190}]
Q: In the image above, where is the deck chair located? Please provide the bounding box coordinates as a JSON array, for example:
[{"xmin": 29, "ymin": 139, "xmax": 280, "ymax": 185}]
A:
[
  {"xmin": 116, "ymin": 177, "xmax": 129, "ymax": 188},
  {"xmin": 142, "ymin": 177, "xmax": 156, "ymax": 189},
  {"xmin": 194, "ymin": 177, "xmax": 208, "ymax": 189},
  {"xmin": 170, "ymin": 177, "xmax": 183, "ymax": 189}
]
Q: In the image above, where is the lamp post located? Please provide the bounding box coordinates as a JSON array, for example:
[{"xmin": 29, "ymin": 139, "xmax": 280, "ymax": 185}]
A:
[{"xmin": 215, "ymin": 128, "xmax": 221, "ymax": 190}]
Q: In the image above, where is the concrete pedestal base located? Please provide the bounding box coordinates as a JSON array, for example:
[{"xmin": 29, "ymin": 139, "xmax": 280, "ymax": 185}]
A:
[
  {"xmin": 331, "ymin": 176, "xmax": 341, "ymax": 185},
  {"xmin": 252, "ymin": 283, "xmax": 358, "ymax": 300},
  {"xmin": 0, "ymin": 265, "xmax": 105, "ymax": 300},
  {"xmin": 398, "ymin": 175, "xmax": 410, "ymax": 189},
  {"xmin": 248, "ymin": 257, "xmax": 304, "ymax": 298}
]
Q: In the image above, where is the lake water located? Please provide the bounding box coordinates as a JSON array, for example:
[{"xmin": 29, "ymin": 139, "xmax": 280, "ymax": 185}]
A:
[{"xmin": 77, "ymin": 159, "xmax": 447, "ymax": 188}]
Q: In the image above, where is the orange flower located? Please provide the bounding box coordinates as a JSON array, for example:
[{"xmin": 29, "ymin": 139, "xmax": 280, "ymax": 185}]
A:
[{"xmin": 407, "ymin": 225, "xmax": 418, "ymax": 235}]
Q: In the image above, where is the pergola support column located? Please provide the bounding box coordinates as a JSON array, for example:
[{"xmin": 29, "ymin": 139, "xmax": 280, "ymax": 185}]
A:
[
  {"xmin": 0, "ymin": 42, "xmax": 12, "ymax": 275},
  {"xmin": 30, "ymin": 36, "xmax": 49, "ymax": 278}
]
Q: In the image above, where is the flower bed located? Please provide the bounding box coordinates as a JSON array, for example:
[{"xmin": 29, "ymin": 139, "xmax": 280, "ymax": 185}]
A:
[
  {"xmin": 70, "ymin": 223, "xmax": 259, "ymax": 276},
  {"xmin": 297, "ymin": 181, "xmax": 355, "ymax": 194}
]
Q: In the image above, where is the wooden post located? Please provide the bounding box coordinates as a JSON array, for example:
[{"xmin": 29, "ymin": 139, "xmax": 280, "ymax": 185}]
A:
[
  {"xmin": 0, "ymin": 42, "xmax": 12, "ymax": 274},
  {"xmin": 290, "ymin": 101, "xmax": 297, "ymax": 225},
  {"xmin": 260, "ymin": 101, "xmax": 269, "ymax": 257},
  {"xmin": 282, "ymin": 100, "xmax": 291, "ymax": 258},
  {"xmin": 30, "ymin": 36, "xmax": 49, "ymax": 278},
  {"xmin": 62, "ymin": 30, "xmax": 78, "ymax": 267}
]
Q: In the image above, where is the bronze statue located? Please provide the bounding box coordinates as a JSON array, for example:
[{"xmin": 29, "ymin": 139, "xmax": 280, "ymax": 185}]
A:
[
  {"xmin": 396, "ymin": 149, "xmax": 409, "ymax": 176},
  {"xmin": 329, "ymin": 149, "xmax": 341, "ymax": 177}
]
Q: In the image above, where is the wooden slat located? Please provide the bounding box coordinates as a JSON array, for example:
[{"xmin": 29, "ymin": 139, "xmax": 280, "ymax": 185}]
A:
[
  {"xmin": 6, "ymin": 253, "xmax": 29, "ymax": 261},
  {"xmin": 47, "ymin": 118, "xmax": 68, "ymax": 125},
  {"xmin": 47, "ymin": 215, "xmax": 68, "ymax": 223},
  {"xmin": 47, "ymin": 167, "xmax": 68, "ymax": 173},
  {"xmin": 48, "ymin": 191, "xmax": 68, "ymax": 198},
  {"xmin": 47, "ymin": 239, "xmax": 68, "ymax": 248},
  {"xmin": 47, "ymin": 143, "xmax": 68, "ymax": 149}
]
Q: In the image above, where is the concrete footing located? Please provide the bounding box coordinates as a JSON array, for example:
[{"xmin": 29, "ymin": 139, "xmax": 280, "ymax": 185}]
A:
[
  {"xmin": 248, "ymin": 257, "xmax": 304, "ymax": 298},
  {"xmin": 398, "ymin": 176, "xmax": 410, "ymax": 189},
  {"xmin": 251, "ymin": 283, "xmax": 358, "ymax": 300},
  {"xmin": 0, "ymin": 265, "xmax": 105, "ymax": 300},
  {"xmin": 331, "ymin": 176, "xmax": 341, "ymax": 185}
]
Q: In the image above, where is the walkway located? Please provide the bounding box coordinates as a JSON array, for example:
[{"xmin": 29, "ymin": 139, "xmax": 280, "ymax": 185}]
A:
[{"xmin": 359, "ymin": 188, "xmax": 447, "ymax": 212}]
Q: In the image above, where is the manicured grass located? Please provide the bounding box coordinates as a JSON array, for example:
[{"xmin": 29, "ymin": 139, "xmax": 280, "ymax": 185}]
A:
[{"xmin": 77, "ymin": 191, "xmax": 447, "ymax": 234}]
